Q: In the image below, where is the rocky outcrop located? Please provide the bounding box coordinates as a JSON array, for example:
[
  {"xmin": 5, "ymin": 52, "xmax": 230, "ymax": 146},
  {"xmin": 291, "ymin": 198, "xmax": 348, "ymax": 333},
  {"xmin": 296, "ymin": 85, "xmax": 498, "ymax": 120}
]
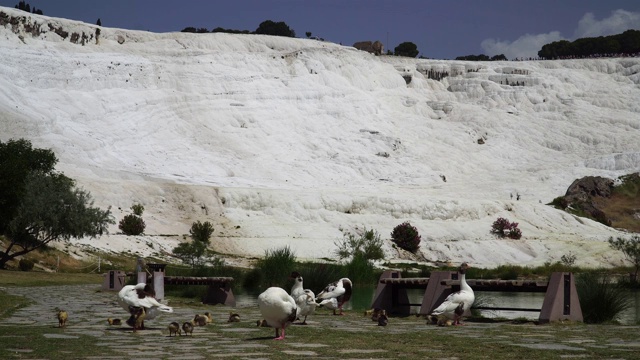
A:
[
  {"xmin": 562, "ymin": 176, "xmax": 614, "ymax": 226},
  {"xmin": 565, "ymin": 176, "xmax": 614, "ymax": 202},
  {"xmin": 353, "ymin": 40, "xmax": 383, "ymax": 55}
]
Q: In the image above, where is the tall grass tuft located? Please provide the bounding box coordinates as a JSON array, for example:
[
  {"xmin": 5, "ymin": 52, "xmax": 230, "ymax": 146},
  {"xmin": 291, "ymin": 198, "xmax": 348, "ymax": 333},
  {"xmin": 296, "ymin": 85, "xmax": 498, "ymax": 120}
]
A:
[
  {"xmin": 345, "ymin": 252, "xmax": 379, "ymax": 285},
  {"xmin": 293, "ymin": 262, "xmax": 344, "ymax": 294},
  {"xmin": 576, "ymin": 271, "xmax": 631, "ymax": 324},
  {"xmin": 253, "ymin": 246, "xmax": 297, "ymax": 288}
]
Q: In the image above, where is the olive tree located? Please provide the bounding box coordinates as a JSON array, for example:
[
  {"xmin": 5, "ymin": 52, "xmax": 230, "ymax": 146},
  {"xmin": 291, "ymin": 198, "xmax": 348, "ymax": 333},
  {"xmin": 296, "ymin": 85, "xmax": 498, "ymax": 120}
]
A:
[{"xmin": 0, "ymin": 138, "xmax": 113, "ymax": 268}]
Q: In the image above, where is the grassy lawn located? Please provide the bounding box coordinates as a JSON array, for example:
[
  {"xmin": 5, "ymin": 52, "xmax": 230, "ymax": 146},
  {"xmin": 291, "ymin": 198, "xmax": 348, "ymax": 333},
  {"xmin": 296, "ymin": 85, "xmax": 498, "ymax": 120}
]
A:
[{"xmin": 0, "ymin": 270, "xmax": 103, "ymax": 287}]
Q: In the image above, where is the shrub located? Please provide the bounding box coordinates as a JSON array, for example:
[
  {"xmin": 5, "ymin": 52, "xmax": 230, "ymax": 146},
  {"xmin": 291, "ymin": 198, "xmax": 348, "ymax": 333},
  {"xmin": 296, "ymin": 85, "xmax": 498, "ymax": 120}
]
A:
[
  {"xmin": 507, "ymin": 226, "xmax": 522, "ymax": 239},
  {"xmin": 391, "ymin": 222, "xmax": 421, "ymax": 253},
  {"xmin": 549, "ymin": 196, "xmax": 568, "ymax": 209},
  {"xmin": 334, "ymin": 227, "xmax": 384, "ymax": 262},
  {"xmin": 189, "ymin": 221, "xmax": 214, "ymax": 244},
  {"xmin": 576, "ymin": 271, "xmax": 630, "ymax": 323},
  {"xmin": 131, "ymin": 204, "xmax": 144, "ymax": 216},
  {"xmin": 491, "ymin": 217, "xmax": 522, "ymax": 239},
  {"xmin": 255, "ymin": 246, "xmax": 296, "ymax": 288},
  {"xmin": 119, "ymin": 214, "xmax": 145, "ymax": 235},
  {"xmin": 18, "ymin": 258, "xmax": 34, "ymax": 271}
]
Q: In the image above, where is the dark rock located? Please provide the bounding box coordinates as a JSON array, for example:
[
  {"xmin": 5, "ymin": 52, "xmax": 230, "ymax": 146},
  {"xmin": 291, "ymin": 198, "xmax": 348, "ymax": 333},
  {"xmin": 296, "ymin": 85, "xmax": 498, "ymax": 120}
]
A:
[{"xmin": 565, "ymin": 176, "xmax": 614, "ymax": 202}]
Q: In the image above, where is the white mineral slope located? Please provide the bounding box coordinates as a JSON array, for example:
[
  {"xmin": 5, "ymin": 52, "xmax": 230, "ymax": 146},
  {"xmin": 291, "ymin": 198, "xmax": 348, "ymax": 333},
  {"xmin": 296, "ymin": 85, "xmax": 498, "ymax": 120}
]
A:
[{"xmin": 0, "ymin": 7, "xmax": 638, "ymax": 268}]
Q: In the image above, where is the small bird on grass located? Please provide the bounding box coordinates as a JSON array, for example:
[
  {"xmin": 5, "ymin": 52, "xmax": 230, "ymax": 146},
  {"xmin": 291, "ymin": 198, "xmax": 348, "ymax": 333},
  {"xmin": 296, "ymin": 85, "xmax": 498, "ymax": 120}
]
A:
[
  {"xmin": 56, "ymin": 309, "xmax": 68, "ymax": 328},
  {"xmin": 377, "ymin": 310, "xmax": 388, "ymax": 326},
  {"xmin": 204, "ymin": 312, "xmax": 214, "ymax": 324},
  {"xmin": 227, "ymin": 312, "xmax": 241, "ymax": 323},
  {"xmin": 132, "ymin": 307, "xmax": 146, "ymax": 333},
  {"xmin": 107, "ymin": 318, "xmax": 122, "ymax": 326},
  {"xmin": 168, "ymin": 322, "xmax": 181, "ymax": 337},
  {"xmin": 182, "ymin": 321, "xmax": 194, "ymax": 336},
  {"xmin": 370, "ymin": 308, "xmax": 383, "ymax": 322},
  {"xmin": 193, "ymin": 314, "xmax": 208, "ymax": 326}
]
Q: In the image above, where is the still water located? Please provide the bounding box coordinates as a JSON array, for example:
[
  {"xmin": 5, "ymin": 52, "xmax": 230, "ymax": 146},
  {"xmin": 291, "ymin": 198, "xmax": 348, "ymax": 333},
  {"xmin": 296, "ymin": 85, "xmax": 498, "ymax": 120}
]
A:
[{"xmin": 235, "ymin": 287, "xmax": 640, "ymax": 325}]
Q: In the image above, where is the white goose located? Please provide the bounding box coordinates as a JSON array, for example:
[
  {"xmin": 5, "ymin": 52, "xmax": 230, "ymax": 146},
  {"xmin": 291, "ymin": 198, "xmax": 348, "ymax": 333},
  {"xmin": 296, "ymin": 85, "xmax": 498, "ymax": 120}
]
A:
[
  {"xmin": 257, "ymin": 287, "xmax": 298, "ymax": 340},
  {"xmin": 316, "ymin": 277, "xmax": 353, "ymax": 315},
  {"xmin": 290, "ymin": 272, "xmax": 317, "ymax": 325},
  {"xmin": 117, "ymin": 283, "xmax": 173, "ymax": 329},
  {"xmin": 317, "ymin": 297, "xmax": 339, "ymax": 311},
  {"xmin": 429, "ymin": 263, "xmax": 475, "ymax": 325}
]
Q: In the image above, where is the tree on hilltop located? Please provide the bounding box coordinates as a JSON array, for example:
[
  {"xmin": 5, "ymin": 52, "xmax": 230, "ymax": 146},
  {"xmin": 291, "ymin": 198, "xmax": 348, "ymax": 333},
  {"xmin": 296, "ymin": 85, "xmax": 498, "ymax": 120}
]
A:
[
  {"xmin": 254, "ymin": 20, "xmax": 295, "ymax": 37},
  {"xmin": 394, "ymin": 42, "xmax": 419, "ymax": 58},
  {"xmin": 14, "ymin": 1, "xmax": 43, "ymax": 15}
]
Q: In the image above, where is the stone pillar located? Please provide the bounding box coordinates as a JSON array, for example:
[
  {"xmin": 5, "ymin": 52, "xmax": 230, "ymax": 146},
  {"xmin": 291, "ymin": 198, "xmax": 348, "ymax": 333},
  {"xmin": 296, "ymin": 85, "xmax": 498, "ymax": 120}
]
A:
[{"xmin": 147, "ymin": 263, "xmax": 167, "ymax": 301}]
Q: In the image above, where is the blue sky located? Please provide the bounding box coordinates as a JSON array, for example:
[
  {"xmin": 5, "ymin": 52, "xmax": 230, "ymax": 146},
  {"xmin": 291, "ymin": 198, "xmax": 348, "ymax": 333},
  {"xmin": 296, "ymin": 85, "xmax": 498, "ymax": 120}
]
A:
[{"xmin": 2, "ymin": 0, "xmax": 640, "ymax": 59}]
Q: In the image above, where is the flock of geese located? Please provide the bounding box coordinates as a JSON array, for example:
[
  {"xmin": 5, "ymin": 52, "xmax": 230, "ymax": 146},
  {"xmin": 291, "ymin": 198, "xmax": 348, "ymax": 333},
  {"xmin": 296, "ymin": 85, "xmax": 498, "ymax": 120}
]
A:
[{"xmin": 56, "ymin": 263, "xmax": 474, "ymax": 339}]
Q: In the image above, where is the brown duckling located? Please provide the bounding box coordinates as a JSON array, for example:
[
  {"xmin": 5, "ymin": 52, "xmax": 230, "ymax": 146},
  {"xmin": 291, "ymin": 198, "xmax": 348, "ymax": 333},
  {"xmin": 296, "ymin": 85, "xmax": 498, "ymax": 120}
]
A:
[
  {"xmin": 168, "ymin": 321, "xmax": 181, "ymax": 337},
  {"xmin": 107, "ymin": 318, "xmax": 122, "ymax": 326},
  {"xmin": 227, "ymin": 312, "xmax": 241, "ymax": 323},
  {"xmin": 56, "ymin": 310, "xmax": 68, "ymax": 328},
  {"xmin": 193, "ymin": 314, "xmax": 208, "ymax": 326},
  {"xmin": 182, "ymin": 321, "xmax": 194, "ymax": 336}
]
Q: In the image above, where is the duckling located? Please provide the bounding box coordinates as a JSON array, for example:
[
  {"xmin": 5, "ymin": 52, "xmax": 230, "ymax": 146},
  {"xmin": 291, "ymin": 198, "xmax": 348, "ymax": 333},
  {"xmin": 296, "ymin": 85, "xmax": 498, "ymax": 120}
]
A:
[
  {"xmin": 377, "ymin": 310, "xmax": 388, "ymax": 326},
  {"xmin": 204, "ymin": 312, "xmax": 213, "ymax": 324},
  {"xmin": 371, "ymin": 308, "xmax": 382, "ymax": 322},
  {"xmin": 227, "ymin": 312, "xmax": 240, "ymax": 323},
  {"xmin": 107, "ymin": 318, "xmax": 122, "ymax": 326},
  {"xmin": 193, "ymin": 314, "xmax": 208, "ymax": 326},
  {"xmin": 56, "ymin": 310, "xmax": 68, "ymax": 328},
  {"xmin": 182, "ymin": 321, "xmax": 194, "ymax": 336},
  {"xmin": 133, "ymin": 307, "xmax": 146, "ymax": 333},
  {"xmin": 363, "ymin": 309, "xmax": 374, "ymax": 317},
  {"xmin": 256, "ymin": 319, "xmax": 270, "ymax": 327},
  {"xmin": 168, "ymin": 321, "xmax": 181, "ymax": 337}
]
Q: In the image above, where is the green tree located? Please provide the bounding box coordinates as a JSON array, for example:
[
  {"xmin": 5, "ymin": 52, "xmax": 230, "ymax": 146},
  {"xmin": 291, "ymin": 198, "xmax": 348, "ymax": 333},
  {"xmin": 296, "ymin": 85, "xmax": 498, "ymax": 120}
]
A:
[
  {"xmin": 608, "ymin": 235, "xmax": 640, "ymax": 282},
  {"xmin": 1, "ymin": 171, "xmax": 113, "ymax": 269},
  {"xmin": 394, "ymin": 42, "xmax": 419, "ymax": 58},
  {"xmin": 254, "ymin": 20, "xmax": 295, "ymax": 37},
  {"xmin": 334, "ymin": 227, "xmax": 384, "ymax": 262},
  {"xmin": 189, "ymin": 221, "xmax": 214, "ymax": 243},
  {"xmin": 305, "ymin": 31, "xmax": 312, "ymax": 38},
  {"xmin": 0, "ymin": 139, "xmax": 57, "ymax": 235},
  {"xmin": 172, "ymin": 221, "xmax": 215, "ymax": 268}
]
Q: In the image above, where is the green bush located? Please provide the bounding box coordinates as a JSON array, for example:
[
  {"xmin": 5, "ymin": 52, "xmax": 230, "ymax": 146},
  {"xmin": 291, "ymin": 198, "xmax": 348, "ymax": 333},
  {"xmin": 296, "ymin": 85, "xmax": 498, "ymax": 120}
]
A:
[
  {"xmin": 391, "ymin": 222, "xmax": 421, "ymax": 253},
  {"xmin": 549, "ymin": 196, "xmax": 568, "ymax": 209},
  {"xmin": 18, "ymin": 258, "xmax": 34, "ymax": 271},
  {"xmin": 189, "ymin": 221, "xmax": 214, "ymax": 244},
  {"xmin": 334, "ymin": 227, "xmax": 384, "ymax": 262},
  {"xmin": 130, "ymin": 204, "xmax": 144, "ymax": 216},
  {"xmin": 255, "ymin": 246, "xmax": 296, "ymax": 288},
  {"xmin": 118, "ymin": 214, "xmax": 145, "ymax": 235},
  {"xmin": 576, "ymin": 272, "xmax": 630, "ymax": 323}
]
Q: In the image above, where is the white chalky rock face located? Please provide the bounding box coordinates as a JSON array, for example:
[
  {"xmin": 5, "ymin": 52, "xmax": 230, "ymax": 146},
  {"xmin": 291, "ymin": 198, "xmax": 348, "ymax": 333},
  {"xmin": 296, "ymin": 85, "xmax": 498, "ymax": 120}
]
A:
[{"xmin": 0, "ymin": 6, "xmax": 638, "ymax": 269}]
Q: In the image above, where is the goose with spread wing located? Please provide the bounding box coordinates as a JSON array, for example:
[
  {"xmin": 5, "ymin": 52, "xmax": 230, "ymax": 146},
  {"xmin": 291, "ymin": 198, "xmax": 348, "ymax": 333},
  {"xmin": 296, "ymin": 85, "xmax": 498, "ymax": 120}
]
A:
[
  {"xmin": 429, "ymin": 263, "xmax": 474, "ymax": 325},
  {"xmin": 117, "ymin": 283, "xmax": 173, "ymax": 329},
  {"xmin": 316, "ymin": 277, "xmax": 352, "ymax": 315}
]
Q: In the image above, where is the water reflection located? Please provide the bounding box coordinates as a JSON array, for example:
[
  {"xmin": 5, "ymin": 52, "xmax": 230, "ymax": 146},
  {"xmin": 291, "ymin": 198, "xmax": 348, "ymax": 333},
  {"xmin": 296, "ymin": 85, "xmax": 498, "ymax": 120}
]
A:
[{"xmin": 233, "ymin": 287, "xmax": 639, "ymax": 325}]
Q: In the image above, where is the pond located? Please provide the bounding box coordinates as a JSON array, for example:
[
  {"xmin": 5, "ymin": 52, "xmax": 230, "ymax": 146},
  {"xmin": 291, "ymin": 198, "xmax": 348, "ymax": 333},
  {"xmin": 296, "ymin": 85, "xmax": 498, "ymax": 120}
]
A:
[{"xmin": 234, "ymin": 286, "xmax": 640, "ymax": 325}]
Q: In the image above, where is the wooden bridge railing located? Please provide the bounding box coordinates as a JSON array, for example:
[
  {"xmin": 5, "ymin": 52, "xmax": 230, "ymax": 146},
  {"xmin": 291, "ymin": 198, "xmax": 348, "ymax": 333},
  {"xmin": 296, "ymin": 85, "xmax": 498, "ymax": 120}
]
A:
[{"xmin": 371, "ymin": 270, "xmax": 582, "ymax": 323}]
